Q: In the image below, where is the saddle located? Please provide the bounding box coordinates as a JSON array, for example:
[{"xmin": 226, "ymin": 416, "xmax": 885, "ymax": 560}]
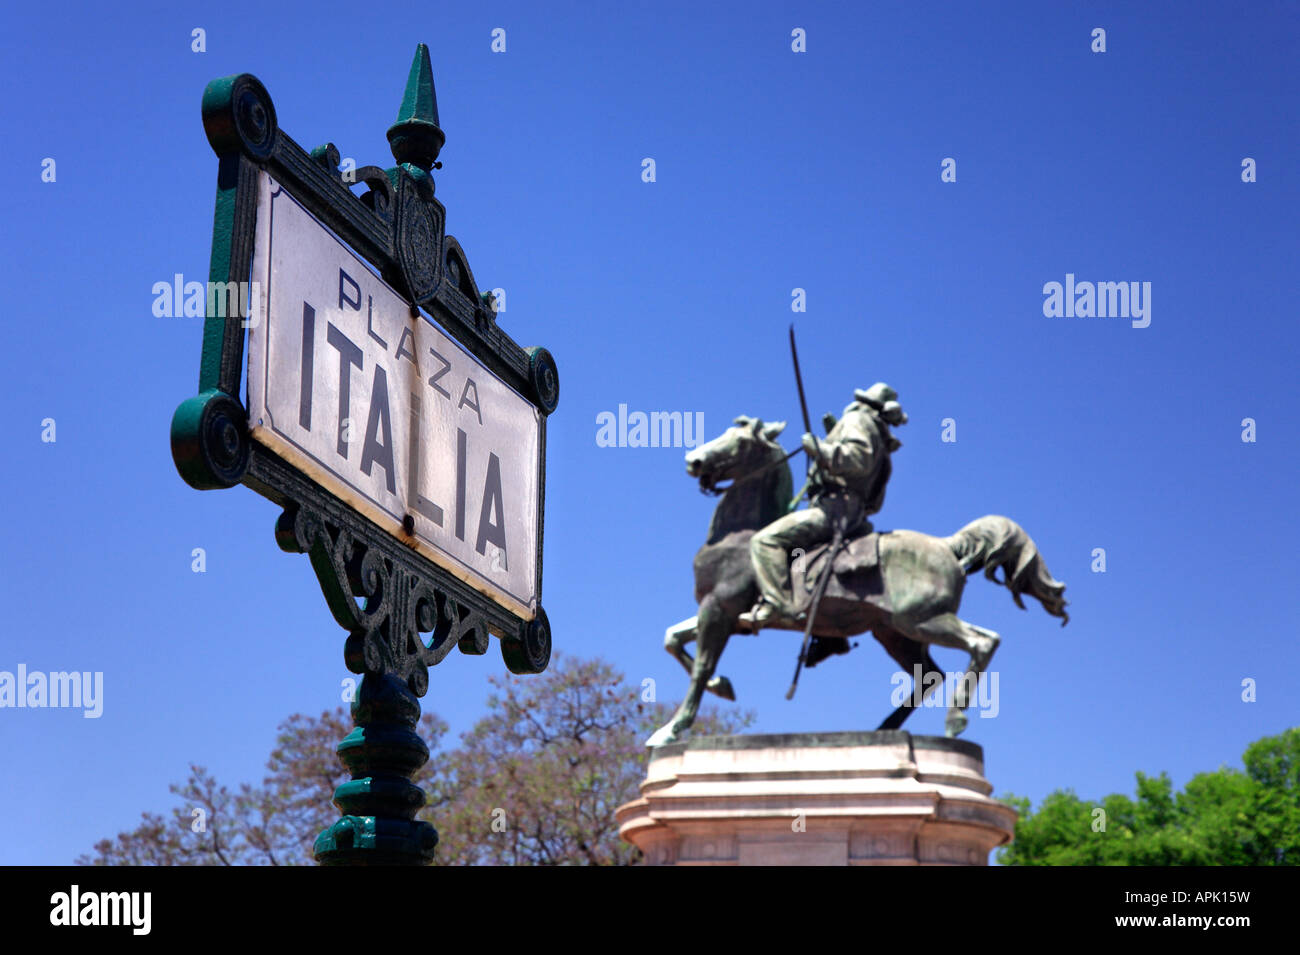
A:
[
  {"xmin": 739, "ymin": 530, "xmax": 886, "ymax": 637},
  {"xmin": 791, "ymin": 530, "xmax": 884, "ymax": 614}
]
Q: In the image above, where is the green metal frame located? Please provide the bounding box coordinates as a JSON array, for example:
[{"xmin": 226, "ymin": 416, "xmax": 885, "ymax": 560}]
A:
[{"xmin": 170, "ymin": 45, "xmax": 558, "ymax": 865}]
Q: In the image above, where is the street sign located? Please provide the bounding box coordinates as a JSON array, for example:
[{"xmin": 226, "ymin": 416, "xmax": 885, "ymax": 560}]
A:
[
  {"xmin": 247, "ymin": 170, "xmax": 541, "ymax": 620},
  {"xmin": 169, "ymin": 45, "xmax": 560, "ymax": 863}
]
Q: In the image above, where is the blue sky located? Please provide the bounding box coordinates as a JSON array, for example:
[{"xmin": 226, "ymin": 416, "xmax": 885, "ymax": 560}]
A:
[{"xmin": 2, "ymin": 0, "xmax": 1297, "ymax": 863}]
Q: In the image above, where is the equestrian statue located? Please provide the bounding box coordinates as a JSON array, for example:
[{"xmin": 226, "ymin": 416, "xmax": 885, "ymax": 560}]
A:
[{"xmin": 646, "ymin": 329, "xmax": 1068, "ymax": 747}]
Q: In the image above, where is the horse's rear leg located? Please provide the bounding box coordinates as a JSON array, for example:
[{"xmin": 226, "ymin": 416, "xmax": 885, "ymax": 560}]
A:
[
  {"xmin": 897, "ymin": 613, "xmax": 1000, "ymax": 738},
  {"xmin": 873, "ymin": 627, "xmax": 943, "ymax": 731}
]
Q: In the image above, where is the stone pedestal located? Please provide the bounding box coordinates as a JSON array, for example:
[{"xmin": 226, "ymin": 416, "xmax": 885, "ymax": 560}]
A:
[{"xmin": 617, "ymin": 730, "xmax": 1016, "ymax": 866}]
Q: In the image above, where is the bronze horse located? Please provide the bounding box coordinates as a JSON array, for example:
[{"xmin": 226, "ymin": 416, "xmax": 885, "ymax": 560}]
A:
[{"xmin": 647, "ymin": 415, "xmax": 1068, "ymax": 746}]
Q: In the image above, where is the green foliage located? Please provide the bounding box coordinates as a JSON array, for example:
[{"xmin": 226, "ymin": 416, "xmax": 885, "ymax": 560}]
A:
[
  {"xmin": 999, "ymin": 727, "xmax": 1300, "ymax": 866},
  {"xmin": 78, "ymin": 654, "xmax": 752, "ymax": 866}
]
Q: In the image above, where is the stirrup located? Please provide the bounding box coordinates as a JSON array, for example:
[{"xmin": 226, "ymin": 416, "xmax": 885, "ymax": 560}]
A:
[
  {"xmin": 742, "ymin": 600, "xmax": 801, "ymax": 633},
  {"xmin": 741, "ymin": 600, "xmax": 779, "ymax": 632}
]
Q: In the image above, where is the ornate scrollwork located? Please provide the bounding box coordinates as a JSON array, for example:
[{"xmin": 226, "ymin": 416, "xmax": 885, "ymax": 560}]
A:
[
  {"xmin": 202, "ymin": 72, "xmax": 278, "ymax": 161},
  {"xmin": 179, "ymin": 41, "xmax": 557, "ymax": 867},
  {"xmin": 276, "ymin": 501, "xmax": 490, "ymax": 698},
  {"xmin": 394, "ymin": 170, "xmax": 443, "ymax": 303},
  {"xmin": 526, "ymin": 346, "xmax": 561, "ymax": 415},
  {"xmin": 170, "ymin": 389, "xmax": 250, "ymax": 489}
]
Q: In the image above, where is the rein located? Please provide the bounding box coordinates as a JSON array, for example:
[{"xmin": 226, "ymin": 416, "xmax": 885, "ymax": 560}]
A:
[{"xmin": 700, "ymin": 445, "xmax": 802, "ymax": 497}]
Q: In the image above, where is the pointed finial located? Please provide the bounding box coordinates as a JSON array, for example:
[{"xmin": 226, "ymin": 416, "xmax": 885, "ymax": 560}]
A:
[{"xmin": 387, "ymin": 43, "xmax": 445, "ymax": 172}]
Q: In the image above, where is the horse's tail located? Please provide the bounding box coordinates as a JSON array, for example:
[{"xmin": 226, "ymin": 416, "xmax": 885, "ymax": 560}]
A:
[{"xmin": 944, "ymin": 516, "xmax": 1069, "ymax": 625}]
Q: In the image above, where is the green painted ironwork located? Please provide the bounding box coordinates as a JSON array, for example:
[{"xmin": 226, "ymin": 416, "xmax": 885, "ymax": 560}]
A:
[
  {"xmin": 170, "ymin": 44, "xmax": 557, "ymax": 865},
  {"xmin": 388, "ymin": 45, "xmax": 444, "ymax": 173}
]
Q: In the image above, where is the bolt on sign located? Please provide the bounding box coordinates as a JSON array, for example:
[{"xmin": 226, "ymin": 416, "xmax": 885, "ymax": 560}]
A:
[{"xmin": 169, "ymin": 45, "xmax": 559, "ymax": 864}]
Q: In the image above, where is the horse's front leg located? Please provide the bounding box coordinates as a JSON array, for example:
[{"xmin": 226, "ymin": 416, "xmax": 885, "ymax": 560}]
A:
[
  {"xmin": 664, "ymin": 616, "xmax": 699, "ymax": 678},
  {"xmin": 663, "ymin": 615, "xmax": 736, "ymax": 702},
  {"xmin": 646, "ymin": 599, "xmax": 732, "ymax": 746}
]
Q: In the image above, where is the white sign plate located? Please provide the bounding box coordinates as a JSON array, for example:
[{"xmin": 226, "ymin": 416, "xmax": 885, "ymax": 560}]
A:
[{"xmin": 246, "ymin": 171, "xmax": 540, "ymax": 620}]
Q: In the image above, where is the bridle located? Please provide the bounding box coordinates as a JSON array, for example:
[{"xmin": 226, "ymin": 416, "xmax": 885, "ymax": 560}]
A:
[{"xmin": 699, "ymin": 443, "xmax": 802, "ymax": 497}]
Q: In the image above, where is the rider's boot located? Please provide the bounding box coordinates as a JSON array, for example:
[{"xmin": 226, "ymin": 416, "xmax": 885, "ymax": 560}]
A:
[{"xmin": 745, "ymin": 598, "xmax": 798, "ymax": 632}]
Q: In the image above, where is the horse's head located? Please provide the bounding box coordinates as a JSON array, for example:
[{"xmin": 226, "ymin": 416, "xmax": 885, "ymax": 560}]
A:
[{"xmin": 685, "ymin": 415, "xmax": 787, "ymax": 495}]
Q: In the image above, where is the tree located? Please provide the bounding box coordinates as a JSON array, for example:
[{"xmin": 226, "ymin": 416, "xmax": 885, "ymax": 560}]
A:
[
  {"xmin": 432, "ymin": 655, "xmax": 749, "ymax": 865},
  {"xmin": 998, "ymin": 727, "xmax": 1300, "ymax": 865},
  {"xmin": 78, "ymin": 708, "xmax": 449, "ymax": 866},
  {"xmin": 78, "ymin": 654, "xmax": 751, "ymax": 865}
]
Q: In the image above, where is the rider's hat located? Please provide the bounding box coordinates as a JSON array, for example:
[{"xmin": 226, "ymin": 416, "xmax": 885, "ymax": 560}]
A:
[
  {"xmin": 855, "ymin": 383, "xmax": 908, "ymax": 426},
  {"xmin": 855, "ymin": 383, "xmax": 897, "ymax": 407}
]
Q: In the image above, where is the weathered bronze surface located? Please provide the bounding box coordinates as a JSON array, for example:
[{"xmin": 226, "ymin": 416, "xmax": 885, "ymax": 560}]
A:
[{"xmin": 649, "ymin": 403, "xmax": 1067, "ymax": 747}]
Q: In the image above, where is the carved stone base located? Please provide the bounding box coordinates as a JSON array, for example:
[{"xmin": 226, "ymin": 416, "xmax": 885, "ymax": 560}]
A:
[{"xmin": 616, "ymin": 731, "xmax": 1016, "ymax": 866}]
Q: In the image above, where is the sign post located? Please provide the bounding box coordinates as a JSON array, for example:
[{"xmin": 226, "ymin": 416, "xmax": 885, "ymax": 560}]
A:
[{"xmin": 170, "ymin": 44, "xmax": 559, "ymax": 865}]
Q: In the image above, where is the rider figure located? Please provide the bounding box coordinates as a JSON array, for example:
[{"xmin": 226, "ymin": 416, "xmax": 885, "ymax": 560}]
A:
[{"xmin": 749, "ymin": 383, "xmax": 908, "ymax": 641}]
